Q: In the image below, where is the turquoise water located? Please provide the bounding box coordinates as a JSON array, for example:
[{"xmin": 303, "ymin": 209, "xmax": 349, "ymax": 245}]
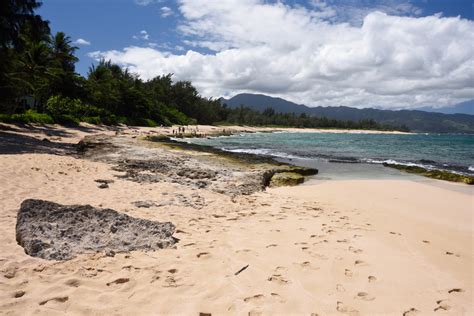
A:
[{"xmin": 182, "ymin": 132, "xmax": 474, "ymax": 177}]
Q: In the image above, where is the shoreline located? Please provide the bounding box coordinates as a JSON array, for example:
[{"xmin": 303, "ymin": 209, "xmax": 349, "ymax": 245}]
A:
[
  {"xmin": 0, "ymin": 123, "xmax": 472, "ymax": 315},
  {"xmin": 164, "ymin": 124, "xmax": 414, "ymax": 137},
  {"xmin": 165, "ymin": 130, "xmax": 474, "ymax": 184}
]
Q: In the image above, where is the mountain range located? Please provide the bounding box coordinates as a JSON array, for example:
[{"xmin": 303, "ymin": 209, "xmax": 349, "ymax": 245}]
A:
[{"xmin": 220, "ymin": 94, "xmax": 474, "ymax": 133}]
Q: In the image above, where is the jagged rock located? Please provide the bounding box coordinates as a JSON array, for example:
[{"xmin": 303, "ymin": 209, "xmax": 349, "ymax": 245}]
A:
[
  {"xmin": 176, "ymin": 168, "xmax": 217, "ymax": 180},
  {"xmin": 286, "ymin": 166, "xmax": 318, "ymax": 176},
  {"xmin": 16, "ymin": 199, "xmax": 177, "ymax": 260},
  {"xmin": 269, "ymin": 172, "xmax": 305, "ymax": 187},
  {"xmin": 76, "ymin": 134, "xmax": 118, "ymax": 158}
]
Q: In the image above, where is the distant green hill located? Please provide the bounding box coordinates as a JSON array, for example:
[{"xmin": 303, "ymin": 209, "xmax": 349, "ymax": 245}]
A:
[{"xmin": 221, "ymin": 94, "xmax": 474, "ymax": 133}]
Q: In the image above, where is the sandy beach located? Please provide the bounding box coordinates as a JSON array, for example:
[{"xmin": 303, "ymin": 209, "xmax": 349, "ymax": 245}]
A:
[{"xmin": 0, "ymin": 123, "xmax": 472, "ymax": 315}]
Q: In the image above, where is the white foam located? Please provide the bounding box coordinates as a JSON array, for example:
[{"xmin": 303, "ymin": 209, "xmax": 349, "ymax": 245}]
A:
[
  {"xmin": 363, "ymin": 158, "xmax": 439, "ymax": 170},
  {"xmin": 222, "ymin": 148, "xmax": 306, "ymax": 160}
]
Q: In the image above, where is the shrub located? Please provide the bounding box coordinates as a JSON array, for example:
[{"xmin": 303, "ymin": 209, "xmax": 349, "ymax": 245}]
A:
[
  {"xmin": 101, "ymin": 114, "xmax": 118, "ymax": 125},
  {"xmin": 0, "ymin": 114, "xmax": 13, "ymax": 123},
  {"xmin": 132, "ymin": 118, "xmax": 158, "ymax": 127},
  {"xmin": 10, "ymin": 110, "xmax": 54, "ymax": 124},
  {"xmin": 81, "ymin": 116, "xmax": 102, "ymax": 125},
  {"xmin": 56, "ymin": 114, "xmax": 80, "ymax": 126},
  {"xmin": 166, "ymin": 107, "xmax": 189, "ymax": 125},
  {"xmin": 46, "ymin": 95, "xmax": 83, "ymax": 119}
]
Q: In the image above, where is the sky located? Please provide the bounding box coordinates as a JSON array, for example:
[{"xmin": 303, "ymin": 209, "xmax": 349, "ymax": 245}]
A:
[{"xmin": 39, "ymin": 0, "xmax": 474, "ymax": 109}]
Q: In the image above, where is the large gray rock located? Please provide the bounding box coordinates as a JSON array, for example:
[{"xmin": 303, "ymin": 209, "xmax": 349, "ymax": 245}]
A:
[{"xmin": 16, "ymin": 199, "xmax": 177, "ymax": 260}]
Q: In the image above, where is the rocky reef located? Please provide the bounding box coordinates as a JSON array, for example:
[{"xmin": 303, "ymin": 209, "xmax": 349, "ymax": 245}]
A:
[
  {"xmin": 77, "ymin": 134, "xmax": 318, "ymax": 196},
  {"xmin": 269, "ymin": 172, "xmax": 305, "ymax": 187},
  {"xmin": 383, "ymin": 163, "xmax": 474, "ymax": 185},
  {"xmin": 16, "ymin": 199, "xmax": 177, "ymax": 260}
]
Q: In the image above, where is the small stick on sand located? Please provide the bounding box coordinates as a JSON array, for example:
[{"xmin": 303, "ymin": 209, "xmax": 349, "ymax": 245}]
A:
[{"xmin": 234, "ymin": 264, "xmax": 249, "ymax": 276}]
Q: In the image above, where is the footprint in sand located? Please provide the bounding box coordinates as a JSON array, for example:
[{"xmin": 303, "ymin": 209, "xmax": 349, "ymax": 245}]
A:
[
  {"xmin": 106, "ymin": 278, "xmax": 130, "ymax": 286},
  {"xmin": 355, "ymin": 292, "xmax": 375, "ymax": 301},
  {"xmin": 336, "ymin": 284, "xmax": 346, "ymax": 292},
  {"xmin": 13, "ymin": 290, "xmax": 26, "ymax": 298},
  {"xmin": 122, "ymin": 265, "xmax": 141, "ymax": 271},
  {"xmin": 305, "ymin": 250, "xmax": 328, "ymax": 260},
  {"xmin": 389, "ymin": 231, "xmax": 402, "ymax": 236},
  {"xmin": 434, "ymin": 300, "xmax": 451, "ymax": 312},
  {"xmin": 236, "ymin": 249, "xmax": 252, "ymax": 253},
  {"xmin": 354, "ymin": 260, "xmax": 367, "ymax": 266},
  {"xmin": 336, "ymin": 301, "xmax": 360, "ymax": 316},
  {"xmin": 39, "ymin": 296, "xmax": 69, "ymax": 305},
  {"xmin": 3, "ymin": 264, "xmax": 18, "ymax": 279},
  {"xmin": 295, "ymin": 261, "xmax": 320, "ymax": 271},
  {"xmin": 316, "ymin": 239, "xmax": 329, "ymax": 244},
  {"xmin": 266, "ymin": 244, "xmax": 278, "ymax": 248},
  {"xmin": 403, "ymin": 308, "xmax": 419, "ymax": 316},
  {"xmin": 448, "ymin": 288, "xmax": 464, "ymax": 294},
  {"xmin": 345, "ymin": 269, "xmax": 353, "ymax": 277},
  {"xmin": 270, "ymin": 292, "xmax": 285, "ymax": 302},
  {"xmin": 445, "ymin": 251, "xmax": 460, "ymax": 257},
  {"xmin": 267, "ymin": 274, "xmax": 290, "ymax": 285},
  {"xmin": 244, "ymin": 294, "xmax": 265, "ymax": 303},
  {"xmin": 150, "ymin": 273, "xmax": 161, "ymax": 283},
  {"xmin": 196, "ymin": 252, "xmax": 210, "ymax": 258},
  {"xmin": 368, "ymin": 275, "xmax": 377, "ymax": 283},
  {"xmin": 65, "ymin": 279, "xmax": 81, "ymax": 287},
  {"xmin": 422, "ymin": 240, "xmax": 430, "ymax": 244},
  {"xmin": 295, "ymin": 242, "xmax": 308, "ymax": 245},
  {"xmin": 164, "ymin": 275, "xmax": 180, "ymax": 288},
  {"xmin": 348, "ymin": 246, "xmax": 363, "ymax": 254},
  {"xmin": 274, "ymin": 266, "xmax": 288, "ymax": 273}
]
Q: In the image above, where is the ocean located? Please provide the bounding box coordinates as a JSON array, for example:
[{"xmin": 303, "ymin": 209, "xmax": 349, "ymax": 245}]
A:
[{"xmin": 179, "ymin": 132, "xmax": 474, "ymax": 180}]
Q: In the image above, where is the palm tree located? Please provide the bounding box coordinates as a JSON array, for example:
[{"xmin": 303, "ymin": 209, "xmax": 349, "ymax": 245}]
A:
[{"xmin": 50, "ymin": 32, "xmax": 78, "ymax": 72}]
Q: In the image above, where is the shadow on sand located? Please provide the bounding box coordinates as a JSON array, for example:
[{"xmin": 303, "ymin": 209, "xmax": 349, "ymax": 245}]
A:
[{"xmin": 0, "ymin": 131, "xmax": 74, "ymax": 155}]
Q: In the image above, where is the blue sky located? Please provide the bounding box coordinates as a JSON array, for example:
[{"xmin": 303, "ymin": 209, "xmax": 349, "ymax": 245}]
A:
[{"xmin": 38, "ymin": 0, "xmax": 474, "ymax": 109}]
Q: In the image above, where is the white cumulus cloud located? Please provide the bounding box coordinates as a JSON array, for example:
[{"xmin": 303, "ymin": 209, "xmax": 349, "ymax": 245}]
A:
[
  {"xmin": 134, "ymin": 0, "xmax": 163, "ymax": 6},
  {"xmin": 74, "ymin": 38, "xmax": 91, "ymax": 46},
  {"xmin": 133, "ymin": 30, "xmax": 150, "ymax": 41},
  {"xmin": 160, "ymin": 6, "xmax": 174, "ymax": 17},
  {"xmin": 90, "ymin": 0, "xmax": 474, "ymax": 109}
]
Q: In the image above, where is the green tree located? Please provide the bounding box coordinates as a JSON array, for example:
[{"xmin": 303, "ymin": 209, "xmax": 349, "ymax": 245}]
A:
[{"xmin": 0, "ymin": 0, "xmax": 50, "ymax": 112}]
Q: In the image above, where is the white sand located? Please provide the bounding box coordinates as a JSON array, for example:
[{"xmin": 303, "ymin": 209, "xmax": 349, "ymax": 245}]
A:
[{"xmin": 0, "ymin": 124, "xmax": 471, "ymax": 315}]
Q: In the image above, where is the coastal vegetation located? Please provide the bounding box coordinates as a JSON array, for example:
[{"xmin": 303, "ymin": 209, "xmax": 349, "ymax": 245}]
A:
[{"xmin": 0, "ymin": 0, "xmax": 403, "ymax": 131}]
